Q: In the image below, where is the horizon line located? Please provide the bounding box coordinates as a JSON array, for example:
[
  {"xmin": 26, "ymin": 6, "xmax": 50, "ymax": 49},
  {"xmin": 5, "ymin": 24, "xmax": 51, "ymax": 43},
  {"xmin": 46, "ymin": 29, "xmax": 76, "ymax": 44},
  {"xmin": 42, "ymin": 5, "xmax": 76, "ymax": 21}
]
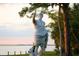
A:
[{"xmin": 0, "ymin": 44, "xmax": 55, "ymax": 46}]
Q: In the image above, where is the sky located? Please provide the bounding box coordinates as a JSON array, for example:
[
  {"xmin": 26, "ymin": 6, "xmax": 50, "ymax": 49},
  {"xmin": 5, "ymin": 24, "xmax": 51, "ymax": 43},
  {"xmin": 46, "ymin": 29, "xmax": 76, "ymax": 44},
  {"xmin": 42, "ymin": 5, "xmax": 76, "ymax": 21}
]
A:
[{"xmin": 0, "ymin": 3, "xmax": 54, "ymax": 45}]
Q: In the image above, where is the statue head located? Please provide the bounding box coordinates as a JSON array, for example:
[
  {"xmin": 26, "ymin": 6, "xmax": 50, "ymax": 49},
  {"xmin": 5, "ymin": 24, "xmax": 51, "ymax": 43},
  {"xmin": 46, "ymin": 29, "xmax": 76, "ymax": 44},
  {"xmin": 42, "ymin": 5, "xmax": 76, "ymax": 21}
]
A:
[{"xmin": 37, "ymin": 12, "xmax": 43, "ymax": 20}]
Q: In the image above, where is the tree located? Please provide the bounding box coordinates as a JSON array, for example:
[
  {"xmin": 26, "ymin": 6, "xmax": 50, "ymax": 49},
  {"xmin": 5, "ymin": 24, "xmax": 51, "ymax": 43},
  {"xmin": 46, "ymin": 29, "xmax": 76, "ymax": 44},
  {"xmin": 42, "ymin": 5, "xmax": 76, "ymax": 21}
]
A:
[{"xmin": 69, "ymin": 3, "xmax": 79, "ymax": 55}]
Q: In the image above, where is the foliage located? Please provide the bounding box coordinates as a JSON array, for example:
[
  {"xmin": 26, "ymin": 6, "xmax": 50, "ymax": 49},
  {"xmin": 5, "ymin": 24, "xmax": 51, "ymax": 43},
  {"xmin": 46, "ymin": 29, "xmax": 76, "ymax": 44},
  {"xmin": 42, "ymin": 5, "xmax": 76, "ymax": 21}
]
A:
[{"xmin": 69, "ymin": 4, "xmax": 79, "ymax": 55}]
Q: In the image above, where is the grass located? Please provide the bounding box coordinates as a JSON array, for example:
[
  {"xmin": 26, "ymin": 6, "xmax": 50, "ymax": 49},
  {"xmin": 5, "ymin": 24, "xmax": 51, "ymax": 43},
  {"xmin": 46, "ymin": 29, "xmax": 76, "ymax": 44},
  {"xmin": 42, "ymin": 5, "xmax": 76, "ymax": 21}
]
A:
[
  {"xmin": 7, "ymin": 51, "xmax": 59, "ymax": 56},
  {"xmin": 42, "ymin": 51, "xmax": 59, "ymax": 56}
]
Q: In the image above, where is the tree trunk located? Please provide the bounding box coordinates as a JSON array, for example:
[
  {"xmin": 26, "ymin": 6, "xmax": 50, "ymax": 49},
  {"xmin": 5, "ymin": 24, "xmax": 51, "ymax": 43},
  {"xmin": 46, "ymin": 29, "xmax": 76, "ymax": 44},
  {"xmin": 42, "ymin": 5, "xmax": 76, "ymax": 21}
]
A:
[
  {"xmin": 62, "ymin": 3, "xmax": 72, "ymax": 56},
  {"xmin": 58, "ymin": 4, "xmax": 62, "ymax": 56}
]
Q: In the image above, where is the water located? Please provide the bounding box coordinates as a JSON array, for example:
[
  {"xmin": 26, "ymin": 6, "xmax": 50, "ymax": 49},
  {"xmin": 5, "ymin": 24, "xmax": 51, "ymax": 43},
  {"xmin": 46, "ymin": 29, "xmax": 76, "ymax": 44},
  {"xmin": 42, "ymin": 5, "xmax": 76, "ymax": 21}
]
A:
[{"xmin": 0, "ymin": 45, "xmax": 55, "ymax": 55}]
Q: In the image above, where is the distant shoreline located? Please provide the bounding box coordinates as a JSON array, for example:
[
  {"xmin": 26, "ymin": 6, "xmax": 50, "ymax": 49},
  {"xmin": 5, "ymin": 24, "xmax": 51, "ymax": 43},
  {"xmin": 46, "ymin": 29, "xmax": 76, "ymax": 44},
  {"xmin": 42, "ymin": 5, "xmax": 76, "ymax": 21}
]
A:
[{"xmin": 0, "ymin": 44, "xmax": 55, "ymax": 46}]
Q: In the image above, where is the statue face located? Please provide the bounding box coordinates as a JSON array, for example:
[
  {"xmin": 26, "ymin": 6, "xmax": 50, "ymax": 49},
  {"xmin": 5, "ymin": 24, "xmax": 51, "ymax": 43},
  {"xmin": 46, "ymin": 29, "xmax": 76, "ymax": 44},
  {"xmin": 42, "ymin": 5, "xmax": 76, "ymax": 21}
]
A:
[{"xmin": 38, "ymin": 13, "xmax": 43, "ymax": 19}]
